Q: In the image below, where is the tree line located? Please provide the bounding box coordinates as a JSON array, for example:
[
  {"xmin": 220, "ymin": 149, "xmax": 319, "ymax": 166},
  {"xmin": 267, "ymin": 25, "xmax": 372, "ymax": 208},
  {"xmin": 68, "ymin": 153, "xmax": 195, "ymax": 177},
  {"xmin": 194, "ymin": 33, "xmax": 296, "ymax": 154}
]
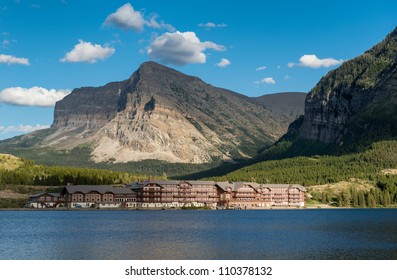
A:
[{"xmin": 0, "ymin": 157, "xmax": 164, "ymax": 186}]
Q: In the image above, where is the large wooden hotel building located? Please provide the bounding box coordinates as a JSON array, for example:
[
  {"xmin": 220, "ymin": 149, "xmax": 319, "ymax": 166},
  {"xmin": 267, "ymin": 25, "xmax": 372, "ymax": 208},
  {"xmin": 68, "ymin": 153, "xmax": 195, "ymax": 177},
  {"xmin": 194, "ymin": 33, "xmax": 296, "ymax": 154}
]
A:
[{"xmin": 28, "ymin": 180, "xmax": 306, "ymax": 209}]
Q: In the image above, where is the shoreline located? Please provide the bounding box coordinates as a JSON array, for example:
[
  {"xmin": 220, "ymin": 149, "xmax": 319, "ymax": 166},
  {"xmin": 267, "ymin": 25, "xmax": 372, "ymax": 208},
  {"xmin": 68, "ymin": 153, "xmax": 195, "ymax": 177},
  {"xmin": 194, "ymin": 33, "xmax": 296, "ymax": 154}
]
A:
[{"xmin": 1, "ymin": 206, "xmax": 395, "ymax": 211}]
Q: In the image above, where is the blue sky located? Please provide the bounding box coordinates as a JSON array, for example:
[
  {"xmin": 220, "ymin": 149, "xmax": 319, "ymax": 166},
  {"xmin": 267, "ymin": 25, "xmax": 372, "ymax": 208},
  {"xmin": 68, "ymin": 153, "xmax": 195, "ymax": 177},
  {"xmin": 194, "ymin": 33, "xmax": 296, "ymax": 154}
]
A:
[{"xmin": 0, "ymin": 0, "xmax": 396, "ymax": 140}]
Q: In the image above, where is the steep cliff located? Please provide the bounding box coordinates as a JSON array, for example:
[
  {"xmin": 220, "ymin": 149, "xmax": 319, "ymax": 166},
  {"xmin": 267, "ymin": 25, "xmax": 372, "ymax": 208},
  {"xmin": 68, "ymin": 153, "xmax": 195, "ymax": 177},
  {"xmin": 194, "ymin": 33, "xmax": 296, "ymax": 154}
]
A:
[
  {"xmin": 8, "ymin": 62, "xmax": 298, "ymax": 164},
  {"xmin": 296, "ymin": 27, "xmax": 397, "ymax": 145}
]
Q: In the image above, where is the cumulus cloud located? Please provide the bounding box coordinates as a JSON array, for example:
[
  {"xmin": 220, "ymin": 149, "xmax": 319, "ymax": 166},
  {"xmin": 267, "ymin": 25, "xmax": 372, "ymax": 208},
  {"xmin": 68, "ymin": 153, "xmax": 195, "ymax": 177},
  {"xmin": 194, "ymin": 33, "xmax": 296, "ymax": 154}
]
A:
[
  {"xmin": 256, "ymin": 66, "xmax": 266, "ymax": 71},
  {"xmin": 288, "ymin": 54, "xmax": 344, "ymax": 69},
  {"xmin": 198, "ymin": 22, "xmax": 228, "ymax": 29},
  {"xmin": 104, "ymin": 3, "xmax": 145, "ymax": 32},
  {"xmin": 255, "ymin": 77, "xmax": 276, "ymax": 85},
  {"xmin": 0, "ymin": 87, "xmax": 71, "ymax": 107},
  {"xmin": 0, "ymin": 54, "xmax": 29, "ymax": 65},
  {"xmin": 216, "ymin": 58, "xmax": 231, "ymax": 68},
  {"xmin": 0, "ymin": 124, "xmax": 50, "ymax": 134},
  {"xmin": 104, "ymin": 3, "xmax": 174, "ymax": 32},
  {"xmin": 60, "ymin": 40, "xmax": 115, "ymax": 63},
  {"xmin": 148, "ymin": 31, "xmax": 225, "ymax": 66}
]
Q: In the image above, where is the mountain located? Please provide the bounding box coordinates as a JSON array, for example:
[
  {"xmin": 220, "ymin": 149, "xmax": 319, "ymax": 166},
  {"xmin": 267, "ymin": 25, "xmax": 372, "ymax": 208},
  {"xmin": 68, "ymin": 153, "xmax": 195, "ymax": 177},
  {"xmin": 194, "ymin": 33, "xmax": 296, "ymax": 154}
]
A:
[
  {"xmin": 291, "ymin": 27, "xmax": 397, "ymax": 147},
  {"xmin": 0, "ymin": 62, "xmax": 304, "ymax": 165},
  {"xmin": 253, "ymin": 92, "xmax": 306, "ymax": 124}
]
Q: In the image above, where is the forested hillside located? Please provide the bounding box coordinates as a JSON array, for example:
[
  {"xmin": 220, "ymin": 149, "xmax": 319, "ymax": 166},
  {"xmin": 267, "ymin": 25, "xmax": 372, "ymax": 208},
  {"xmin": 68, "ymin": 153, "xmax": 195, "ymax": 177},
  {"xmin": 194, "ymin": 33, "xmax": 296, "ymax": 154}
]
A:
[
  {"xmin": 208, "ymin": 140, "xmax": 397, "ymax": 207},
  {"xmin": 0, "ymin": 153, "xmax": 162, "ymax": 187}
]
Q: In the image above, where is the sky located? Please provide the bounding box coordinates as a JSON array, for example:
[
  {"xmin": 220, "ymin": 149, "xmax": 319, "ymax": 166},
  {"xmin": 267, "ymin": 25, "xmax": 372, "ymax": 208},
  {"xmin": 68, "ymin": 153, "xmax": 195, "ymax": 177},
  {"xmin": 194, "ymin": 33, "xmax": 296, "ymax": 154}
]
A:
[{"xmin": 0, "ymin": 0, "xmax": 396, "ymax": 140}]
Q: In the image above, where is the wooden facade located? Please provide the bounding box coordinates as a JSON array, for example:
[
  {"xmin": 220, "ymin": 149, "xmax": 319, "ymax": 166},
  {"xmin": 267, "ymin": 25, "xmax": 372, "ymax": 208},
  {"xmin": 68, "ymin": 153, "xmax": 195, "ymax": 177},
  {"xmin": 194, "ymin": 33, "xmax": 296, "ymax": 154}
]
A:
[
  {"xmin": 134, "ymin": 180, "xmax": 306, "ymax": 209},
  {"xmin": 28, "ymin": 192, "xmax": 64, "ymax": 208},
  {"xmin": 29, "ymin": 181, "xmax": 306, "ymax": 209},
  {"xmin": 136, "ymin": 180, "xmax": 220, "ymax": 208},
  {"xmin": 60, "ymin": 185, "xmax": 138, "ymax": 208}
]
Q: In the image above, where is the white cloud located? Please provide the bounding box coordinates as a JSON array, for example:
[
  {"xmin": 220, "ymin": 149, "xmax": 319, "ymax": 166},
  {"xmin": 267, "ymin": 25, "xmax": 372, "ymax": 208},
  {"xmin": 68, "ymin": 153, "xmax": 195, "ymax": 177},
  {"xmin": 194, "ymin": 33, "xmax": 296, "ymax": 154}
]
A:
[
  {"xmin": 104, "ymin": 3, "xmax": 145, "ymax": 32},
  {"xmin": 0, "ymin": 54, "xmax": 29, "ymax": 65},
  {"xmin": 0, "ymin": 87, "xmax": 71, "ymax": 107},
  {"xmin": 198, "ymin": 22, "xmax": 228, "ymax": 29},
  {"xmin": 0, "ymin": 124, "xmax": 50, "ymax": 134},
  {"xmin": 60, "ymin": 40, "xmax": 115, "ymax": 63},
  {"xmin": 255, "ymin": 77, "xmax": 276, "ymax": 85},
  {"xmin": 262, "ymin": 77, "xmax": 276, "ymax": 84},
  {"xmin": 145, "ymin": 15, "xmax": 176, "ymax": 32},
  {"xmin": 284, "ymin": 75, "xmax": 290, "ymax": 80},
  {"xmin": 216, "ymin": 58, "xmax": 231, "ymax": 68},
  {"xmin": 256, "ymin": 66, "xmax": 266, "ymax": 71},
  {"xmin": 148, "ymin": 31, "xmax": 225, "ymax": 66},
  {"xmin": 288, "ymin": 54, "xmax": 344, "ymax": 69},
  {"xmin": 104, "ymin": 3, "xmax": 174, "ymax": 32}
]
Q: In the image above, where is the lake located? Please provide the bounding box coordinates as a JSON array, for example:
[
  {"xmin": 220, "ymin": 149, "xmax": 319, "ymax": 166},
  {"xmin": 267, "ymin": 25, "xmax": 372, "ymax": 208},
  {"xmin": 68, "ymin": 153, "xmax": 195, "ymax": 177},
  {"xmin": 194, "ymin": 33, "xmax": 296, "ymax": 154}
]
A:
[{"xmin": 0, "ymin": 209, "xmax": 396, "ymax": 260}]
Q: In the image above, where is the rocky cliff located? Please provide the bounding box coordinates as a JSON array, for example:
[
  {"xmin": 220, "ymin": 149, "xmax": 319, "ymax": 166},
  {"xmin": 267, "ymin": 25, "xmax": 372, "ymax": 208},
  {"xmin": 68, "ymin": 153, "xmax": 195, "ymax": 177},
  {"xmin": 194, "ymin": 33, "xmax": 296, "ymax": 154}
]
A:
[
  {"xmin": 253, "ymin": 92, "xmax": 306, "ymax": 124},
  {"xmin": 295, "ymin": 27, "xmax": 397, "ymax": 145},
  {"xmin": 22, "ymin": 61, "xmax": 299, "ymax": 164}
]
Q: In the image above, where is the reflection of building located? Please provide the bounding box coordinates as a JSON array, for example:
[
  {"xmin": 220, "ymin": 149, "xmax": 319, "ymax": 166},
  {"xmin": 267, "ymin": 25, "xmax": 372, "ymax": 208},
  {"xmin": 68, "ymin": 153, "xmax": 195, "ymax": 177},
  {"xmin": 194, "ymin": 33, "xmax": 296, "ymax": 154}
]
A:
[
  {"xmin": 133, "ymin": 181, "xmax": 306, "ymax": 209},
  {"xmin": 28, "ymin": 181, "xmax": 306, "ymax": 209},
  {"xmin": 28, "ymin": 192, "xmax": 64, "ymax": 208}
]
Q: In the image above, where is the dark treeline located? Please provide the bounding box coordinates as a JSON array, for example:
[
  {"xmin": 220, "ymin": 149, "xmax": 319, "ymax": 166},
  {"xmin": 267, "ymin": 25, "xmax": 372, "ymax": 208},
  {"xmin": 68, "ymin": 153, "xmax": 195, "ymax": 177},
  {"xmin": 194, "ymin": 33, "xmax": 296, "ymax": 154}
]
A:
[{"xmin": 0, "ymin": 158, "xmax": 164, "ymax": 186}]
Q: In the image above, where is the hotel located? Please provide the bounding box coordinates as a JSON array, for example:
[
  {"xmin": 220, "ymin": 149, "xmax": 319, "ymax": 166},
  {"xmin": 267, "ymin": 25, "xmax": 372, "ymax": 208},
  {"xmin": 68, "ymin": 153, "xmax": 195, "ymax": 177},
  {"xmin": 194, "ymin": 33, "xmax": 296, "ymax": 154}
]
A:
[{"xmin": 28, "ymin": 180, "xmax": 306, "ymax": 209}]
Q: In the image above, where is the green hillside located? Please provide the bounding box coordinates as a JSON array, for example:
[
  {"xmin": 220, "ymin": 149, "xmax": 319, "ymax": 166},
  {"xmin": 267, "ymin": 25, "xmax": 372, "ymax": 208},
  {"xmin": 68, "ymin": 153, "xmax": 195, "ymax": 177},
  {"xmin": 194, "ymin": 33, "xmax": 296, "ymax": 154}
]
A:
[
  {"xmin": 207, "ymin": 140, "xmax": 397, "ymax": 207},
  {"xmin": 0, "ymin": 153, "xmax": 163, "ymax": 187}
]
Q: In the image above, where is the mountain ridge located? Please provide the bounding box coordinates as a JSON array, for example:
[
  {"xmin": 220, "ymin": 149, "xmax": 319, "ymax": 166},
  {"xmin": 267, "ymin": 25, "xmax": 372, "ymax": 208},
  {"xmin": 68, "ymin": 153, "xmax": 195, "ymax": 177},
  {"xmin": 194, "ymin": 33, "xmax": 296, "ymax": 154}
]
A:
[
  {"xmin": 0, "ymin": 61, "xmax": 305, "ymax": 166},
  {"xmin": 295, "ymin": 26, "xmax": 397, "ymax": 146}
]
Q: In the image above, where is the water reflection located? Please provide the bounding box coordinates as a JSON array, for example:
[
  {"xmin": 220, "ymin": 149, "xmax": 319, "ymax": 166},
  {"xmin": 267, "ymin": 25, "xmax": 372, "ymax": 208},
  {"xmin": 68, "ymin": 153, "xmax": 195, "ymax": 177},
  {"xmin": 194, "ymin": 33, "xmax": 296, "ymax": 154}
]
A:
[{"xmin": 0, "ymin": 209, "xmax": 396, "ymax": 259}]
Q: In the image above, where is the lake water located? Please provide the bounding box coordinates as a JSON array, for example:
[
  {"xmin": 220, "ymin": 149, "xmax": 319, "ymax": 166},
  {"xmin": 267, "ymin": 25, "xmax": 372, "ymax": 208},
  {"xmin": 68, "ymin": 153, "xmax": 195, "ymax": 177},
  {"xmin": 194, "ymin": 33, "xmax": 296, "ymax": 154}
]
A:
[{"xmin": 0, "ymin": 209, "xmax": 396, "ymax": 260}]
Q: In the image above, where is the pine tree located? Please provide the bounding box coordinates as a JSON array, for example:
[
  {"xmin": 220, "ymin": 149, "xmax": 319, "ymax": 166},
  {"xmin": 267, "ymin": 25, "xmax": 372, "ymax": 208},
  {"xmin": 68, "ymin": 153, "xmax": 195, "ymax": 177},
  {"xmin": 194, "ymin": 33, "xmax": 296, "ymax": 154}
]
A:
[
  {"xmin": 351, "ymin": 188, "xmax": 359, "ymax": 208},
  {"xmin": 358, "ymin": 191, "xmax": 366, "ymax": 208},
  {"xmin": 383, "ymin": 191, "xmax": 391, "ymax": 207}
]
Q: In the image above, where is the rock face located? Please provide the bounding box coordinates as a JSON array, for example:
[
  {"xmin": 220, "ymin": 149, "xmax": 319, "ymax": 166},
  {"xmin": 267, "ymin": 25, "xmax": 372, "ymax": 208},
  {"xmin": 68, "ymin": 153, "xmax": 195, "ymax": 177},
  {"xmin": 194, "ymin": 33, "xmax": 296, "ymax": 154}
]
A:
[
  {"xmin": 295, "ymin": 27, "xmax": 397, "ymax": 145},
  {"xmin": 39, "ymin": 61, "xmax": 297, "ymax": 163},
  {"xmin": 253, "ymin": 92, "xmax": 306, "ymax": 124}
]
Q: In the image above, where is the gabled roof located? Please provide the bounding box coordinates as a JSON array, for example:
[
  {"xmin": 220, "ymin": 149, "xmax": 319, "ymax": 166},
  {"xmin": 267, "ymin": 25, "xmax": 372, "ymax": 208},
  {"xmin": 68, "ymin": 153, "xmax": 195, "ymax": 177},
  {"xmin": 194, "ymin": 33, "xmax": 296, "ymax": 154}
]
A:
[
  {"xmin": 138, "ymin": 180, "xmax": 181, "ymax": 186},
  {"xmin": 112, "ymin": 187, "xmax": 136, "ymax": 195},
  {"xmin": 186, "ymin": 180, "xmax": 216, "ymax": 185},
  {"xmin": 29, "ymin": 192, "xmax": 63, "ymax": 198},
  {"xmin": 215, "ymin": 181, "xmax": 234, "ymax": 191},
  {"xmin": 62, "ymin": 185, "xmax": 135, "ymax": 195}
]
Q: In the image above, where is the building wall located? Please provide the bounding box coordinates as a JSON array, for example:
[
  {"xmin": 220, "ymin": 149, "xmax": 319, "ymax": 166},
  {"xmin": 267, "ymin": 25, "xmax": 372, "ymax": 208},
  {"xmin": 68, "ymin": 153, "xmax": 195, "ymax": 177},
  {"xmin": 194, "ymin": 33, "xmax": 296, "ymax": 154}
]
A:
[
  {"xmin": 58, "ymin": 182, "xmax": 306, "ymax": 209},
  {"xmin": 28, "ymin": 194, "xmax": 64, "ymax": 208}
]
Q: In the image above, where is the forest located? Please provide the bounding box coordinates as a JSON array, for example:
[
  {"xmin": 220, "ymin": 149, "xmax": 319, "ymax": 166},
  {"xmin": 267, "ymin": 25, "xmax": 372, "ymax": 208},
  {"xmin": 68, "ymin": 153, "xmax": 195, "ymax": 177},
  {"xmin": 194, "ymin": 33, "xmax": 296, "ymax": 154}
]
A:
[
  {"xmin": 208, "ymin": 140, "xmax": 397, "ymax": 207},
  {"xmin": 0, "ymin": 155, "xmax": 163, "ymax": 186}
]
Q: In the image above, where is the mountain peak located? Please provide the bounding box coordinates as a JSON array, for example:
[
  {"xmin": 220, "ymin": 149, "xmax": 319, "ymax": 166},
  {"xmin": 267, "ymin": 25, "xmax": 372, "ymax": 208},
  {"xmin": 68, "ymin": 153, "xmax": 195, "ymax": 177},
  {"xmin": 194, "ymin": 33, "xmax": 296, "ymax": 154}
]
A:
[
  {"xmin": 138, "ymin": 61, "xmax": 169, "ymax": 71},
  {"xmin": 37, "ymin": 61, "xmax": 300, "ymax": 164}
]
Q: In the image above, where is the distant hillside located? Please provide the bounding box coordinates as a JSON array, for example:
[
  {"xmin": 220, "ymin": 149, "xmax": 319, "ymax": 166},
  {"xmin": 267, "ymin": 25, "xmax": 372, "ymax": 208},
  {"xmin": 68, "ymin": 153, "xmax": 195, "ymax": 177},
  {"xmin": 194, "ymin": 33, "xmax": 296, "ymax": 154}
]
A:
[{"xmin": 252, "ymin": 92, "xmax": 306, "ymax": 124}]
